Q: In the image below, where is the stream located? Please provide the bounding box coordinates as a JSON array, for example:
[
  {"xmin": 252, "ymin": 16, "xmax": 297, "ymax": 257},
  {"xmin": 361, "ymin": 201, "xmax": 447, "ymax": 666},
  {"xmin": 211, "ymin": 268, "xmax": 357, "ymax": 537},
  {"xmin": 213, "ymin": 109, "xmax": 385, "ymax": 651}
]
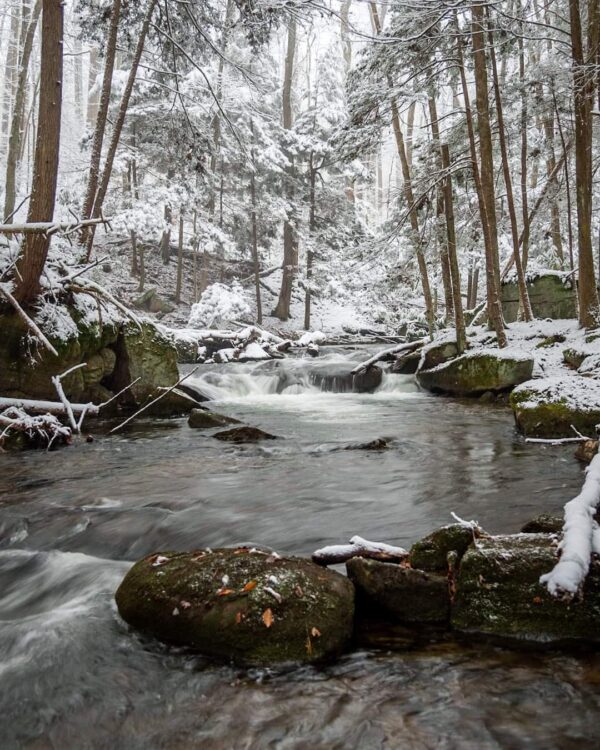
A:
[{"xmin": 1, "ymin": 348, "xmax": 599, "ymax": 749}]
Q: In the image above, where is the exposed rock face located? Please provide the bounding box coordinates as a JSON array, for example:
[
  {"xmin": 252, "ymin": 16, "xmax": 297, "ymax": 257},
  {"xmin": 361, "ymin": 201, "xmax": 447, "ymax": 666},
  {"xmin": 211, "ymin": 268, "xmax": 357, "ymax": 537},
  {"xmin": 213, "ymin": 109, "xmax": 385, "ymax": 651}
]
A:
[
  {"xmin": 133, "ymin": 288, "xmax": 175, "ymax": 314},
  {"xmin": 417, "ymin": 350, "xmax": 534, "ymax": 396},
  {"xmin": 409, "ymin": 524, "xmax": 475, "ymax": 572},
  {"xmin": 115, "ymin": 548, "xmax": 355, "ymax": 665},
  {"xmin": 419, "ymin": 340, "xmax": 458, "ymax": 371},
  {"xmin": 347, "ymin": 557, "xmax": 450, "ymax": 623},
  {"xmin": 188, "ymin": 409, "xmax": 240, "ymax": 429},
  {"xmin": 391, "ymin": 350, "xmax": 420, "ymax": 374},
  {"xmin": 520, "ymin": 514, "xmax": 564, "ymax": 534},
  {"xmin": 214, "ymin": 426, "xmax": 277, "ymax": 442},
  {"xmin": 510, "ymin": 376, "xmax": 600, "ymax": 438},
  {"xmin": 307, "ymin": 364, "xmax": 382, "ymax": 393},
  {"xmin": 0, "ymin": 311, "xmax": 195, "ymax": 416},
  {"xmin": 501, "ymin": 272, "xmax": 576, "ymax": 322},
  {"xmin": 451, "ymin": 534, "xmax": 600, "ymax": 644}
]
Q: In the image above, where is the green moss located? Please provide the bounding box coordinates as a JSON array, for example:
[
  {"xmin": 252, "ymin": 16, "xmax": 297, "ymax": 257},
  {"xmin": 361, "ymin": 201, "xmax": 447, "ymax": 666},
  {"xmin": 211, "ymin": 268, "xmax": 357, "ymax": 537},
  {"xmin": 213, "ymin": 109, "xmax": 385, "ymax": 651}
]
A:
[
  {"xmin": 115, "ymin": 548, "xmax": 354, "ymax": 665},
  {"xmin": 510, "ymin": 388, "xmax": 600, "ymax": 438},
  {"xmin": 417, "ymin": 352, "xmax": 534, "ymax": 396},
  {"xmin": 409, "ymin": 524, "xmax": 475, "ymax": 572},
  {"xmin": 451, "ymin": 535, "xmax": 600, "ymax": 643}
]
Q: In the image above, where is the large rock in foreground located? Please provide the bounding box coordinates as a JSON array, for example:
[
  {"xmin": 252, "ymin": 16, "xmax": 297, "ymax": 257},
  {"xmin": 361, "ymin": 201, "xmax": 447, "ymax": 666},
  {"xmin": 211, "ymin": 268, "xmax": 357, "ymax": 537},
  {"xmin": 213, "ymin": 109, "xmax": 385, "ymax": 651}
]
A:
[
  {"xmin": 115, "ymin": 548, "xmax": 354, "ymax": 665},
  {"xmin": 417, "ymin": 349, "xmax": 534, "ymax": 396},
  {"xmin": 452, "ymin": 534, "xmax": 600, "ymax": 644},
  {"xmin": 510, "ymin": 376, "xmax": 600, "ymax": 438}
]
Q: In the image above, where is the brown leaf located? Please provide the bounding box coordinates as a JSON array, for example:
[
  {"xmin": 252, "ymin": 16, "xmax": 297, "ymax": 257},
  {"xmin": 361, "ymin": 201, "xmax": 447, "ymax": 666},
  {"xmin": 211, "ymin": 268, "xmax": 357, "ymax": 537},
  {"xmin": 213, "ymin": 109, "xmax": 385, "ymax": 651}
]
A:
[
  {"xmin": 242, "ymin": 580, "xmax": 257, "ymax": 592},
  {"xmin": 532, "ymin": 596, "xmax": 543, "ymax": 605},
  {"xmin": 217, "ymin": 588, "xmax": 235, "ymax": 596},
  {"xmin": 311, "ymin": 627, "xmax": 321, "ymax": 638},
  {"xmin": 262, "ymin": 608, "xmax": 274, "ymax": 628},
  {"xmin": 235, "ymin": 611, "xmax": 242, "ymax": 624}
]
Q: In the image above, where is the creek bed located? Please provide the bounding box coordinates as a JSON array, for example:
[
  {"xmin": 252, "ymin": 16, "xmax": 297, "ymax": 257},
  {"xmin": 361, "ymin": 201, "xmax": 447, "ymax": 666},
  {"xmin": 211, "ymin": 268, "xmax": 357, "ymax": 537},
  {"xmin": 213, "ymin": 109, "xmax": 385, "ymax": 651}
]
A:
[{"xmin": 1, "ymin": 349, "xmax": 598, "ymax": 748}]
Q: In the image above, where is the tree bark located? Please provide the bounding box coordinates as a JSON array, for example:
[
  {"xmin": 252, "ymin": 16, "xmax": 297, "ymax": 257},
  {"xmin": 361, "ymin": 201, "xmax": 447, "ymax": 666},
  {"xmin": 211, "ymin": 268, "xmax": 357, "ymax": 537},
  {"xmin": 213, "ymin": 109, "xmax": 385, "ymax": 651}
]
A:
[
  {"xmin": 570, "ymin": 0, "xmax": 599, "ymax": 327},
  {"xmin": 4, "ymin": 0, "xmax": 41, "ymax": 221},
  {"xmin": 13, "ymin": 0, "xmax": 63, "ymax": 305},
  {"xmin": 304, "ymin": 155, "xmax": 317, "ymax": 330},
  {"xmin": 80, "ymin": 0, "xmax": 121, "ymax": 244},
  {"xmin": 86, "ymin": 47, "xmax": 100, "ymax": 127},
  {"xmin": 273, "ymin": 18, "xmax": 298, "ymax": 320},
  {"xmin": 175, "ymin": 210, "xmax": 184, "ymax": 303}
]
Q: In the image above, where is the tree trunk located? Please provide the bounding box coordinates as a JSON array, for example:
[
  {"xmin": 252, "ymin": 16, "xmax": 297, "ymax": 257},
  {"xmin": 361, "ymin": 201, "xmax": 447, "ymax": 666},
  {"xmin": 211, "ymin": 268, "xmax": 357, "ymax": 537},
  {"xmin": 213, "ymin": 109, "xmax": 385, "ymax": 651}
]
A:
[
  {"xmin": 85, "ymin": 0, "xmax": 158, "ymax": 258},
  {"xmin": 1, "ymin": 6, "xmax": 20, "ymax": 152},
  {"xmin": 570, "ymin": 0, "xmax": 599, "ymax": 327},
  {"xmin": 130, "ymin": 229, "xmax": 138, "ymax": 276},
  {"xmin": 80, "ymin": 0, "xmax": 121, "ymax": 245},
  {"xmin": 304, "ymin": 157, "xmax": 317, "ymax": 330},
  {"xmin": 518, "ymin": 30, "xmax": 531, "ymax": 271},
  {"xmin": 175, "ymin": 210, "xmax": 184, "ymax": 303},
  {"xmin": 468, "ymin": 5, "xmax": 506, "ymax": 345},
  {"xmin": 487, "ymin": 13, "xmax": 533, "ymax": 321},
  {"xmin": 273, "ymin": 18, "xmax": 298, "ymax": 321},
  {"xmin": 86, "ymin": 47, "xmax": 100, "ymax": 127},
  {"xmin": 13, "ymin": 0, "xmax": 63, "ymax": 306},
  {"xmin": 4, "ymin": 0, "xmax": 41, "ymax": 221},
  {"xmin": 161, "ymin": 203, "xmax": 172, "ymax": 264},
  {"xmin": 441, "ymin": 144, "xmax": 467, "ymax": 354}
]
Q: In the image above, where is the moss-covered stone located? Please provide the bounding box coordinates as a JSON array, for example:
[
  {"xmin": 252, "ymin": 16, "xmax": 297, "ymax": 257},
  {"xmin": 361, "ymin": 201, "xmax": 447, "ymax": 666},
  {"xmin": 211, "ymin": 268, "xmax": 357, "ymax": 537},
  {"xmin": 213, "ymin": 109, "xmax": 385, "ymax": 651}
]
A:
[
  {"xmin": 510, "ymin": 377, "xmax": 600, "ymax": 438},
  {"xmin": 536, "ymin": 334, "xmax": 566, "ymax": 348},
  {"xmin": 347, "ymin": 557, "xmax": 450, "ymax": 623},
  {"xmin": 391, "ymin": 350, "xmax": 421, "ymax": 374},
  {"xmin": 115, "ymin": 548, "xmax": 354, "ymax": 665},
  {"xmin": 563, "ymin": 348, "xmax": 588, "ymax": 369},
  {"xmin": 419, "ymin": 340, "xmax": 458, "ymax": 371},
  {"xmin": 188, "ymin": 409, "xmax": 240, "ymax": 429},
  {"xmin": 417, "ymin": 350, "xmax": 534, "ymax": 396},
  {"xmin": 501, "ymin": 273, "xmax": 576, "ymax": 323},
  {"xmin": 452, "ymin": 534, "xmax": 600, "ymax": 643},
  {"xmin": 409, "ymin": 524, "xmax": 475, "ymax": 572}
]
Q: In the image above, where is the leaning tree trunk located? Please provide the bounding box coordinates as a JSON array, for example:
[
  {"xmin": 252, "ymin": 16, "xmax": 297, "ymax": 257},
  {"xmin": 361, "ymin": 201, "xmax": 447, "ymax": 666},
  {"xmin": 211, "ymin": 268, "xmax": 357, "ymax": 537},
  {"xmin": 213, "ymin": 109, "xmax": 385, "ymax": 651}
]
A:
[
  {"xmin": 273, "ymin": 17, "xmax": 297, "ymax": 321},
  {"xmin": 79, "ymin": 0, "xmax": 121, "ymax": 246},
  {"xmin": 85, "ymin": 0, "xmax": 158, "ymax": 258},
  {"xmin": 4, "ymin": 0, "xmax": 41, "ymax": 221},
  {"xmin": 304, "ymin": 155, "xmax": 317, "ymax": 330},
  {"xmin": 12, "ymin": 0, "xmax": 63, "ymax": 306}
]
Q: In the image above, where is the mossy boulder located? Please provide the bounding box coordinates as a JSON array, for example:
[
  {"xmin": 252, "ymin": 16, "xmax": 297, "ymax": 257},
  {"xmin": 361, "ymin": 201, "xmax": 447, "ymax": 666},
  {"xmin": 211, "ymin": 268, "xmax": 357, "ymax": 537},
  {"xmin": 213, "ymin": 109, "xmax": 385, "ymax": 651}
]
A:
[
  {"xmin": 115, "ymin": 548, "xmax": 355, "ymax": 665},
  {"xmin": 510, "ymin": 376, "xmax": 600, "ymax": 438},
  {"xmin": 188, "ymin": 409, "xmax": 240, "ymax": 429},
  {"xmin": 391, "ymin": 350, "xmax": 421, "ymax": 374},
  {"xmin": 563, "ymin": 347, "xmax": 588, "ymax": 369},
  {"xmin": 417, "ymin": 350, "xmax": 534, "ymax": 396},
  {"xmin": 133, "ymin": 288, "xmax": 175, "ymax": 314},
  {"xmin": 409, "ymin": 524, "xmax": 475, "ymax": 572},
  {"xmin": 451, "ymin": 534, "xmax": 600, "ymax": 644},
  {"xmin": 419, "ymin": 340, "xmax": 458, "ymax": 371},
  {"xmin": 501, "ymin": 272, "xmax": 576, "ymax": 322},
  {"xmin": 347, "ymin": 557, "xmax": 450, "ymax": 623}
]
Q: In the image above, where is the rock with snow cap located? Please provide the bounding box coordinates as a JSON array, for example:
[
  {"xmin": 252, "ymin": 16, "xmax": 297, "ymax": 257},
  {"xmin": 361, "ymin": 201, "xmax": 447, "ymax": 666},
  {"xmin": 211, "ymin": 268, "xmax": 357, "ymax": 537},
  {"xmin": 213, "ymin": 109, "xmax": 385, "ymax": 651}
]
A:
[{"xmin": 115, "ymin": 548, "xmax": 354, "ymax": 665}]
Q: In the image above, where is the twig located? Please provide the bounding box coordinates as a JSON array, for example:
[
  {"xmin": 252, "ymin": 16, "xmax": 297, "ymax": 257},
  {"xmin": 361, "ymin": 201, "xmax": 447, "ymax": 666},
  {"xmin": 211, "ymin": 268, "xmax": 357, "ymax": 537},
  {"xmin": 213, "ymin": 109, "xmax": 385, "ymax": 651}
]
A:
[
  {"xmin": 109, "ymin": 367, "xmax": 199, "ymax": 433},
  {"xmin": 51, "ymin": 363, "xmax": 87, "ymax": 432},
  {"xmin": 98, "ymin": 377, "xmax": 142, "ymax": 409}
]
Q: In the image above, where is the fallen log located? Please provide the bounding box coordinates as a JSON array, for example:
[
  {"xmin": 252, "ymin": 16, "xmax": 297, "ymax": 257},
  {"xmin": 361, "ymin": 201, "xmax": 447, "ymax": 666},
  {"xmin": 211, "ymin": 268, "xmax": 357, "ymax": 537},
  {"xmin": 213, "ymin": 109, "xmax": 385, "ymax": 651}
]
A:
[
  {"xmin": 0, "ymin": 397, "xmax": 99, "ymax": 416},
  {"xmin": 312, "ymin": 535, "xmax": 408, "ymax": 566},
  {"xmin": 351, "ymin": 338, "xmax": 426, "ymax": 376}
]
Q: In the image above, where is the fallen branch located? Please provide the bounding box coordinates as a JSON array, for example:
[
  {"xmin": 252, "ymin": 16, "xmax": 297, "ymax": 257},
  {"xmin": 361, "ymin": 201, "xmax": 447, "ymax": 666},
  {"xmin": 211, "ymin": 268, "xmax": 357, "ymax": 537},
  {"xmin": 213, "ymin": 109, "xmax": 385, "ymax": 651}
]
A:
[
  {"xmin": 0, "ymin": 397, "xmax": 99, "ymax": 416},
  {"xmin": 540, "ymin": 452, "xmax": 600, "ymax": 597},
  {"xmin": 51, "ymin": 363, "xmax": 87, "ymax": 433},
  {"xmin": 0, "ymin": 283, "xmax": 59, "ymax": 356},
  {"xmin": 312, "ymin": 535, "xmax": 408, "ymax": 566},
  {"xmin": 351, "ymin": 338, "xmax": 425, "ymax": 376},
  {"xmin": 109, "ymin": 367, "xmax": 199, "ymax": 433},
  {"xmin": 0, "ymin": 216, "xmax": 111, "ymax": 236},
  {"xmin": 70, "ymin": 276, "xmax": 142, "ymax": 330}
]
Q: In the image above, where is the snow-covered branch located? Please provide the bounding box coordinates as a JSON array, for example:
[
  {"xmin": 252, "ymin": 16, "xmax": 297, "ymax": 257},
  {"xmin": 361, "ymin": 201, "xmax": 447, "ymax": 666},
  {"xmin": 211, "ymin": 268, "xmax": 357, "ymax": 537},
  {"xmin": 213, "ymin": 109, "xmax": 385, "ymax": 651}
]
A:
[
  {"xmin": 312, "ymin": 535, "xmax": 408, "ymax": 566},
  {"xmin": 540, "ymin": 453, "xmax": 600, "ymax": 597}
]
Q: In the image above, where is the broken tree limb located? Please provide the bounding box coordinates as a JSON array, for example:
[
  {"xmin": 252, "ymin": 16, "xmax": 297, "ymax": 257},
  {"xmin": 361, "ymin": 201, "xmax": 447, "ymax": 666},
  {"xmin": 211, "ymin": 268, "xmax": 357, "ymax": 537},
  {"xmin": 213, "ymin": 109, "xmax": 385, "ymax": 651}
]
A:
[
  {"xmin": 351, "ymin": 338, "xmax": 426, "ymax": 375},
  {"xmin": 0, "ymin": 397, "xmax": 99, "ymax": 416},
  {"xmin": 0, "ymin": 216, "xmax": 112, "ymax": 236},
  {"xmin": 0, "ymin": 283, "xmax": 59, "ymax": 356},
  {"xmin": 312, "ymin": 535, "xmax": 408, "ymax": 566},
  {"xmin": 69, "ymin": 276, "xmax": 142, "ymax": 329},
  {"xmin": 51, "ymin": 363, "xmax": 88, "ymax": 432},
  {"xmin": 109, "ymin": 367, "xmax": 199, "ymax": 433}
]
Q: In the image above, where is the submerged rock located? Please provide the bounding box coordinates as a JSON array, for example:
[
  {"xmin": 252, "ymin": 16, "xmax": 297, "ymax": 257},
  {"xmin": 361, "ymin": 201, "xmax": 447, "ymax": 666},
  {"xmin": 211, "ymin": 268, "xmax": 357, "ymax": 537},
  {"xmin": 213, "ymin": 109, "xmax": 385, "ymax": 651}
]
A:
[
  {"xmin": 409, "ymin": 524, "xmax": 475, "ymax": 572},
  {"xmin": 417, "ymin": 349, "xmax": 534, "ymax": 396},
  {"xmin": 214, "ymin": 426, "xmax": 277, "ymax": 442},
  {"xmin": 452, "ymin": 534, "xmax": 600, "ymax": 644},
  {"xmin": 510, "ymin": 376, "xmax": 600, "ymax": 438},
  {"xmin": 309, "ymin": 364, "xmax": 382, "ymax": 393},
  {"xmin": 343, "ymin": 438, "xmax": 388, "ymax": 451},
  {"xmin": 347, "ymin": 557, "xmax": 450, "ymax": 623},
  {"xmin": 115, "ymin": 548, "xmax": 354, "ymax": 665},
  {"xmin": 188, "ymin": 409, "xmax": 240, "ymax": 429}
]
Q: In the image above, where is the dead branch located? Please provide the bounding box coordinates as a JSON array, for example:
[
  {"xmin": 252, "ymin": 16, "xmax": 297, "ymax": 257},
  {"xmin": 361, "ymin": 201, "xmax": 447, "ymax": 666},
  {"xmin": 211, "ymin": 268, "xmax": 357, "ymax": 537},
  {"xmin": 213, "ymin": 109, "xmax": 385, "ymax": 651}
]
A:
[
  {"xmin": 0, "ymin": 215, "xmax": 111, "ymax": 236},
  {"xmin": 351, "ymin": 338, "xmax": 426, "ymax": 375},
  {"xmin": 0, "ymin": 283, "xmax": 59, "ymax": 356},
  {"xmin": 312, "ymin": 535, "xmax": 408, "ymax": 566}
]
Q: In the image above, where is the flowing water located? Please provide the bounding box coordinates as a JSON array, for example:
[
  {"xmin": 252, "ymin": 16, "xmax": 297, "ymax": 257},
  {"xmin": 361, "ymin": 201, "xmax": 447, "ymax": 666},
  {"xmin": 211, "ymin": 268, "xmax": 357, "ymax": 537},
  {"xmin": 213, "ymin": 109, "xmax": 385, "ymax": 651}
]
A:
[{"xmin": 1, "ymin": 348, "xmax": 599, "ymax": 749}]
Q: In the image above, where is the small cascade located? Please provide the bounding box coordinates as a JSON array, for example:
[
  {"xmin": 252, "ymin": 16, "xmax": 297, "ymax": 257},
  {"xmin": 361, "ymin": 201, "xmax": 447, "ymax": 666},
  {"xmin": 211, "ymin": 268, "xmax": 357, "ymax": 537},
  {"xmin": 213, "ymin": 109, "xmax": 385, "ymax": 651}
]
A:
[{"xmin": 185, "ymin": 352, "xmax": 419, "ymax": 402}]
